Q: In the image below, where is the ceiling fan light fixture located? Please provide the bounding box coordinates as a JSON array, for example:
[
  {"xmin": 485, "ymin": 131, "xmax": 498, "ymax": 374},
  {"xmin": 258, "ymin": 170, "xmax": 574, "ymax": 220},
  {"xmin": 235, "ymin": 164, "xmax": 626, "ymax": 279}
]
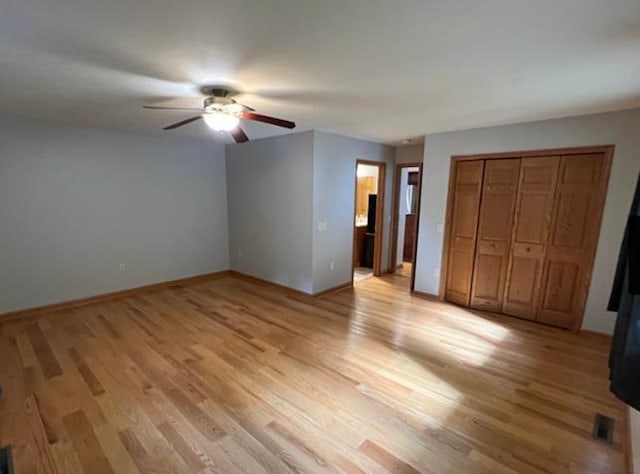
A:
[
  {"xmin": 144, "ymin": 87, "xmax": 296, "ymax": 142},
  {"xmin": 202, "ymin": 111, "xmax": 240, "ymax": 131}
]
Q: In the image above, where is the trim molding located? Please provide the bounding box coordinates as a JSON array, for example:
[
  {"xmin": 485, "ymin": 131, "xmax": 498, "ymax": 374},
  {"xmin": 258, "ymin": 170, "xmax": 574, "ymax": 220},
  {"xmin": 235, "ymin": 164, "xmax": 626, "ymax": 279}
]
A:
[
  {"xmin": 412, "ymin": 290, "xmax": 439, "ymax": 301},
  {"xmin": 230, "ymin": 270, "xmax": 353, "ymax": 298},
  {"xmin": 0, "ymin": 270, "xmax": 231, "ymax": 323},
  {"xmin": 1, "ymin": 269, "xmax": 356, "ymax": 324},
  {"xmin": 229, "ymin": 270, "xmax": 311, "ymax": 297},
  {"xmin": 628, "ymin": 407, "xmax": 636, "ymax": 474},
  {"xmin": 579, "ymin": 329, "xmax": 613, "ymax": 341},
  {"xmin": 313, "ymin": 281, "xmax": 353, "ymax": 298},
  {"xmin": 450, "ymin": 144, "xmax": 616, "ymax": 162}
]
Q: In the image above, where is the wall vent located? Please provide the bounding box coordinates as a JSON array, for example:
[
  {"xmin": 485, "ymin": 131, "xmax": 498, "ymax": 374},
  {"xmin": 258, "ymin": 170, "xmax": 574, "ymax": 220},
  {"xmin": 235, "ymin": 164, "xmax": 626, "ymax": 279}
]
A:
[{"xmin": 592, "ymin": 413, "xmax": 614, "ymax": 444}]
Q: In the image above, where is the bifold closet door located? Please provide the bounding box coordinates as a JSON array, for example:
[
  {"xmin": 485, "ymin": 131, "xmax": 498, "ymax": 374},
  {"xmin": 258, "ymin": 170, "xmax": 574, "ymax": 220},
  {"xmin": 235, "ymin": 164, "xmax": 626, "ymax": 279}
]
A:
[
  {"xmin": 469, "ymin": 159, "xmax": 520, "ymax": 312},
  {"xmin": 537, "ymin": 153, "xmax": 610, "ymax": 329},
  {"xmin": 502, "ymin": 156, "xmax": 560, "ymax": 320},
  {"xmin": 444, "ymin": 160, "xmax": 484, "ymax": 306}
]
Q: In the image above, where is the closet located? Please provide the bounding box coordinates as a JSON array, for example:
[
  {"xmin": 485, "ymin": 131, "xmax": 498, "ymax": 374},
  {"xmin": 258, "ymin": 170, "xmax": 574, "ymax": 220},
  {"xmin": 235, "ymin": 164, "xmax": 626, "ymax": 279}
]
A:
[{"xmin": 443, "ymin": 147, "xmax": 612, "ymax": 330}]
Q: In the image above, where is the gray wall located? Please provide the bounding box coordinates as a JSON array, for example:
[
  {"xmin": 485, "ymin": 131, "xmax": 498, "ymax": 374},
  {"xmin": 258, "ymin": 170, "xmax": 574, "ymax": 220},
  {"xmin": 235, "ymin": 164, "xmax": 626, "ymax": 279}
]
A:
[
  {"xmin": 312, "ymin": 131, "xmax": 395, "ymax": 293},
  {"xmin": 226, "ymin": 132, "xmax": 315, "ymax": 293},
  {"xmin": 395, "ymin": 144, "xmax": 424, "ymax": 164},
  {"xmin": 226, "ymin": 130, "xmax": 393, "ymax": 295},
  {"xmin": 0, "ymin": 115, "xmax": 229, "ymax": 314},
  {"xmin": 415, "ymin": 108, "xmax": 640, "ymax": 334}
]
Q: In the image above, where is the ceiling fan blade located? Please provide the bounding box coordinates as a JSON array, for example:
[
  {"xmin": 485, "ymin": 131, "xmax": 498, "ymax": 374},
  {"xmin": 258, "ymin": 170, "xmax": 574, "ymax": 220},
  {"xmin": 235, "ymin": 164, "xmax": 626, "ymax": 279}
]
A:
[
  {"xmin": 144, "ymin": 105, "xmax": 204, "ymax": 111},
  {"xmin": 241, "ymin": 112, "xmax": 296, "ymax": 129},
  {"xmin": 230, "ymin": 100, "xmax": 255, "ymax": 112},
  {"xmin": 163, "ymin": 115, "xmax": 202, "ymax": 130},
  {"xmin": 230, "ymin": 126, "xmax": 249, "ymax": 143}
]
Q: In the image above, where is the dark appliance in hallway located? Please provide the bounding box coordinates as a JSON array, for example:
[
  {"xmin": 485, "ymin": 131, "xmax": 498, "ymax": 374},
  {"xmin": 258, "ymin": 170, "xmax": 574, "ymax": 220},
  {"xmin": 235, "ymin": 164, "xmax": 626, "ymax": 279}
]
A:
[
  {"xmin": 366, "ymin": 194, "xmax": 377, "ymax": 233},
  {"xmin": 362, "ymin": 194, "xmax": 377, "ymax": 267}
]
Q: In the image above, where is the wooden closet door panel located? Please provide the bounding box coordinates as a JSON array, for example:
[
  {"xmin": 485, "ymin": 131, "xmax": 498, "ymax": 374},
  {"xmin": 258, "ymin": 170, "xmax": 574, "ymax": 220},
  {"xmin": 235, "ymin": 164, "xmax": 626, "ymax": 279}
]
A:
[
  {"xmin": 445, "ymin": 160, "xmax": 484, "ymax": 306},
  {"xmin": 470, "ymin": 159, "xmax": 520, "ymax": 312},
  {"xmin": 537, "ymin": 153, "xmax": 609, "ymax": 329},
  {"xmin": 502, "ymin": 156, "xmax": 560, "ymax": 320}
]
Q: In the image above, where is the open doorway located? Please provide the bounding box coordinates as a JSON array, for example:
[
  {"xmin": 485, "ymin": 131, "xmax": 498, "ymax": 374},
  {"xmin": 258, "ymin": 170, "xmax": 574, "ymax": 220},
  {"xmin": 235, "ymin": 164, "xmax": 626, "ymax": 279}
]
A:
[
  {"xmin": 390, "ymin": 162, "xmax": 422, "ymax": 291},
  {"xmin": 352, "ymin": 161, "xmax": 386, "ymax": 284}
]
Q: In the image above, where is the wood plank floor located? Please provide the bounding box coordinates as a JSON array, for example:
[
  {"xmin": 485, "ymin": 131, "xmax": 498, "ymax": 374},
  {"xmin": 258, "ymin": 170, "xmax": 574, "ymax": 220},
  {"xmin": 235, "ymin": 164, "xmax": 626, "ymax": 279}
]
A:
[{"xmin": 0, "ymin": 273, "xmax": 627, "ymax": 473}]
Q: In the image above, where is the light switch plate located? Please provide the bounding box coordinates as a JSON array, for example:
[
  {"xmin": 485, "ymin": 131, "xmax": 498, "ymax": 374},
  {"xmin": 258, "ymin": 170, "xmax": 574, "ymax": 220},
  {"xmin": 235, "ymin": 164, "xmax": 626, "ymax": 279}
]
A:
[
  {"xmin": 436, "ymin": 223, "xmax": 444, "ymax": 234},
  {"xmin": 318, "ymin": 221, "xmax": 327, "ymax": 231},
  {"xmin": 433, "ymin": 267, "xmax": 440, "ymax": 277}
]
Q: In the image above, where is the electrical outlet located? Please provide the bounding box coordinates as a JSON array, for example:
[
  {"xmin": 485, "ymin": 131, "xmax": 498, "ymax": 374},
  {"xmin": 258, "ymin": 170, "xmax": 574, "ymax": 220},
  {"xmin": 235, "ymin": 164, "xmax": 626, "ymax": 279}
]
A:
[
  {"xmin": 433, "ymin": 267, "xmax": 440, "ymax": 278},
  {"xmin": 329, "ymin": 261, "xmax": 335, "ymax": 271},
  {"xmin": 119, "ymin": 263, "xmax": 126, "ymax": 272}
]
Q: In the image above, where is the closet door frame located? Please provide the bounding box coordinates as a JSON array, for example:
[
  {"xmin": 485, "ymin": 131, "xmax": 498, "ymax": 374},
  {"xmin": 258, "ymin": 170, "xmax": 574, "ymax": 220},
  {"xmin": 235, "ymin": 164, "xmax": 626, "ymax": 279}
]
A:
[{"xmin": 439, "ymin": 145, "xmax": 614, "ymax": 330}]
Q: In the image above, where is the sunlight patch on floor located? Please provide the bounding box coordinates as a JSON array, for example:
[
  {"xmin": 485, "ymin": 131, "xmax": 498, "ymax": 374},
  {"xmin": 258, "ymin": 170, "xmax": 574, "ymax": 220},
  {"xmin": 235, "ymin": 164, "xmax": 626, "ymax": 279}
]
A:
[
  {"xmin": 431, "ymin": 320, "xmax": 510, "ymax": 367},
  {"xmin": 349, "ymin": 350, "xmax": 463, "ymax": 429},
  {"xmin": 342, "ymin": 285, "xmax": 514, "ymax": 429}
]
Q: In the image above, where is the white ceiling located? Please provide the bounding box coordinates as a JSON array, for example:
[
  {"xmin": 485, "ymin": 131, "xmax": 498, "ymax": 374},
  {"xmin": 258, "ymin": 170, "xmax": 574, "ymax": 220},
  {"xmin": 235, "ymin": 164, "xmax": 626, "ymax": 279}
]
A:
[{"xmin": 1, "ymin": 0, "xmax": 639, "ymax": 144}]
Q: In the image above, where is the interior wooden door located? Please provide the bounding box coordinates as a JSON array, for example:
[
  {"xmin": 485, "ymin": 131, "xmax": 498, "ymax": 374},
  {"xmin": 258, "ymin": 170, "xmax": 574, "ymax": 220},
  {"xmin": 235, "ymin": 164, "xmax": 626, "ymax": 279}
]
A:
[
  {"xmin": 502, "ymin": 156, "xmax": 560, "ymax": 320},
  {"xmin": 537, "ymin": 153, "xmax": 610, "ymax": 329},
  {"xmin": 444, "ymin": 160, "xmax": 484, "ymax": 306},
  {"xmin": 470, "ymin": 159, "xmax": 520, "ymax": 312}
]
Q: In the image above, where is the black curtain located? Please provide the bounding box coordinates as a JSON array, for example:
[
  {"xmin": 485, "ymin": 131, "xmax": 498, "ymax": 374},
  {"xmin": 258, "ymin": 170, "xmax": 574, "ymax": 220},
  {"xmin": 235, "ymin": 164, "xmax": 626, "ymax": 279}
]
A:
[{"xmin": 608, "ymin": 172, "xmax": 640, "ymax": 410}]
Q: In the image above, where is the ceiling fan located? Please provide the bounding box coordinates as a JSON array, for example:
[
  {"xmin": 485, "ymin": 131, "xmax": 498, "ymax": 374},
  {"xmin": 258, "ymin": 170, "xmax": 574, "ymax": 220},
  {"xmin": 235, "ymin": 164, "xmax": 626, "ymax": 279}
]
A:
[{"xmin": 143, "ymin": 87, "xmax": 296, "ymax": 143}]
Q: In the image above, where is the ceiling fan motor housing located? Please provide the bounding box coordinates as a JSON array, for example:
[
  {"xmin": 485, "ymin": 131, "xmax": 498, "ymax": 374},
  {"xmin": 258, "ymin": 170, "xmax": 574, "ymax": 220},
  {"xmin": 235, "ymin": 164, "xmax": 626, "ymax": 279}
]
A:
[
  {"xmin": 201, "ymin": 86, "xmax": 240, "ymax": 111},
  {"xmin": 203, "ymin": 96, "xmax": 234, "ymax": 110}
]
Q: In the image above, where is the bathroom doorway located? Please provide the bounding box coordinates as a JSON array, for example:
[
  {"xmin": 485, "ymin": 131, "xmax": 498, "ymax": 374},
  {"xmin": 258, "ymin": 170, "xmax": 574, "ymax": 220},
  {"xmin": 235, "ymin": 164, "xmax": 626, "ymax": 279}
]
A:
[{"xmin": 352, "ymin": 161, "xmax": 386, "ymax": 283}]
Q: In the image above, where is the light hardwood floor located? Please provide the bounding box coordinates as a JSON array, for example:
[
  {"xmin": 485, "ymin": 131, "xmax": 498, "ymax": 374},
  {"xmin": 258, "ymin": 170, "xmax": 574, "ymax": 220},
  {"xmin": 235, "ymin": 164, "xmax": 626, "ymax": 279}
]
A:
[
  {"xmin": 396, "ymin": 263, "xmax": 413, "ymax": 279},
  {"xmin": 0, "ymin": 273, "xmax": 627, "ymax": 473}
]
